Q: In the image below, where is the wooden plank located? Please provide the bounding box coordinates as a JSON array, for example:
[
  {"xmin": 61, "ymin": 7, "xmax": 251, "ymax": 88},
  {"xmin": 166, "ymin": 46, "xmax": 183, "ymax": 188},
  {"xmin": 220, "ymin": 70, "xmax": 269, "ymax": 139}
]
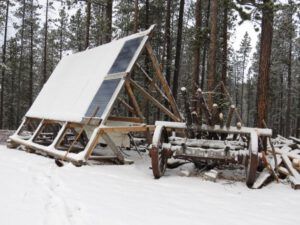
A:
[
  {"xmin": 129, "ymin": 79, "xmax": 181, "ymax": 122},
  {"xmin": 124, "ymin": 80, "xmax": 145, "ymax": 121},
  {"xmin": 100, "ymin": 125, "xmax": 155, "ymax": 133},
  {"xmin": 107, "ymin": 116, "xmax": 143, "ymax": 123},
  {"xmin": 118, "ymin": 97, "xmax": 137, "ymax": 115},
  {"xmin": 145, "ymin": 43, "xmax": 182, "ymax": 121}
]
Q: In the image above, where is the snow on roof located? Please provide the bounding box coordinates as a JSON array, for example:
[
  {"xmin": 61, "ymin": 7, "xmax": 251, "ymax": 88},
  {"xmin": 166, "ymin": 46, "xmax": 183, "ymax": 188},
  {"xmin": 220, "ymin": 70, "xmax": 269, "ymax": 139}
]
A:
[{"xmin": 26, "ymin": 26, "xmax": 154, "ymax": 122}]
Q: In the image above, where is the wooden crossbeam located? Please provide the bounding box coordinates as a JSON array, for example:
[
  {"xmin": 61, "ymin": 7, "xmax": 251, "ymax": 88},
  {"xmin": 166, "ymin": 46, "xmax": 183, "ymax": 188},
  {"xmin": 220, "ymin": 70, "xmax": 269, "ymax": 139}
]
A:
[
  {"xmin": 100, "ymin": 125, "xmax": 155, "ymax": 133},
  {"xmin": 129, "ymin": 79, "xmax": 180, "ymax": 122},
  {"xmin": 107, "ymin": 116, "xmax": 143, "ymax": 123},
  {"xmin": 124, "ymin": 80, "xmax": 144, "ymax": 121},
  {"xmin": 136, "ymin": 63, "xmax": 168, "ymax": 101},
  {"xmin": 118, "ymin": 97, "xmax": 137, "ymax": 115},
  {"xmin": 145, "ymin": 43, "xmax": 182, "ymax": 121}
]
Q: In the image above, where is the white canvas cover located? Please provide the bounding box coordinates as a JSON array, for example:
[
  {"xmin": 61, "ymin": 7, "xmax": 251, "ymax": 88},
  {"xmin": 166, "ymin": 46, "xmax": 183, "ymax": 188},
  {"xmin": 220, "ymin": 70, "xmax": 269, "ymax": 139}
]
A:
[{"xmin": 26, "ymin": 27, "xmax": 153, "ymax": 123}]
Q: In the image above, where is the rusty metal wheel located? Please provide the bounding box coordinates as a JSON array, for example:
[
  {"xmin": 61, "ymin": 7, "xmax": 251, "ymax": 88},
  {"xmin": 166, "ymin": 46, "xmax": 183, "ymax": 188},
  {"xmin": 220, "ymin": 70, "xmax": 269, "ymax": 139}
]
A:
[
  {"xmin": 150, "ymin": 125, "xmax": 169, "ymax": 179},
  {"xmin": 245, "ymin": 132, "xmax": 259, "ymax": 188},
  {"xmin": 245, "ymin": 152, "xmax": 258, "ymax": 188}
]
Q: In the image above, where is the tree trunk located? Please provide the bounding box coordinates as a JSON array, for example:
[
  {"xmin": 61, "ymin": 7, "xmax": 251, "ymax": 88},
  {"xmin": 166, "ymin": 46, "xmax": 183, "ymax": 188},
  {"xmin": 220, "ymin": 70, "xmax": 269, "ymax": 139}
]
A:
[
  {"xmin": 165, "ymin": 0, "xmax": 172, "ymax": 86},
  {"xmin": 200, "ymin": 0, "xmax": 210, "ymax": 89},
  {"xmin": 172, "ymin": 0, "xmax": 185, "ymax": 101},
  {"xmin": 43, "ymin": 0, "xmax": 49, "ymax": 84},
  {"xmin": 0, "ymin": 0, "xmax": 9, "ymax": 128},
  {"xmin": 256, "ymin": 0, "xmax": 274, "ymax": 129},
  {"xmin": 29, "ymin": 0, "xmax": 34, "ymax": 105},
  {"xmin": 16, "ymin": 0, "xmax": 26, "ymax": 125},
  {"xmin": 241, "ymin": 54, "xmax": 246, "ymax": 120},
  {"xmin": 85, "ymin": 0, "xmax": 91, "ymax": 49},
  {"xmin": 221, "ymin": 0, "xmax": 228, "ymax": 92},
  {"xmin": 144, "ymin": 0, "xmax": 150, "ymax": 123},
  {"xmin": 134, "ymin": 0, "xmax": 139, "ymax": 33},
  {"xmin": 221, "ymin": 0, "xmax": 228, "ymax": 111},
  {"xmin": 286, "ymin": 30, "xmax": 292, "ymax": 137},
  {"xmin": 297, "ymin": 75, "xmax": 300, "ymax": 138},
  {"xmin": 105, "ymin": 0, "xmax": 113, "ymax": 43},
  {"xmin": 280, "ymin": 70, "xmax": 284, "ymax": 135},
  {"xmin": 207, "ymin": 0, "xmax": 218, "ymax": 110},
  {"xmin": 192, "ymin": 0, "xmax": 202, "ymax": 95},
  {"xmin": 246, "ymin": 77, "xmax": 251, "ymax": 126}
]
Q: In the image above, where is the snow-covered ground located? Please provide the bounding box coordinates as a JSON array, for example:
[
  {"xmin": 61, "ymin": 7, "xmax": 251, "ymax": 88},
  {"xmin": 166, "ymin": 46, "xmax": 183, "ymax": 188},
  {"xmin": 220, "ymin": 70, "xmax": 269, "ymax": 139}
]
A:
[{"xmin": 0, "ymin": 145, "xmax": 299, "ymax": 225}]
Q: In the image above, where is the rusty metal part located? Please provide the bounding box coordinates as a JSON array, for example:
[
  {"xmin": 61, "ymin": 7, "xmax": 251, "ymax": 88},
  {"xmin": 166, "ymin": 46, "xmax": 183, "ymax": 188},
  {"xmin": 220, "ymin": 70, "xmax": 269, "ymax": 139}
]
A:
[{"xmin": 149, "ymin": 125, "xmax": 170, "ymax": 179}]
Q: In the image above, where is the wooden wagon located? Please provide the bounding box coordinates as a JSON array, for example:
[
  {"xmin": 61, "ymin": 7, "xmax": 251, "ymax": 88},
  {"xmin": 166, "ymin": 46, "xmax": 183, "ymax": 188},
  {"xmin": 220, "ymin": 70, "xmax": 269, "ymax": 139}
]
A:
[{"xmin": 149, "ymin": 86, "xmax": 272, "ymax": 188}]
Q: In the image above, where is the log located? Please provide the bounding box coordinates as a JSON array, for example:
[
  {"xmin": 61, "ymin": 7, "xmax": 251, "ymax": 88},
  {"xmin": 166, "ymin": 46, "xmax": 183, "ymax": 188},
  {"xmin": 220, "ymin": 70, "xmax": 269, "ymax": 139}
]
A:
[
  {"xmin": 211, "ymin": 104, "xmax": 219, "ymax": 126},
  {"xmin": 289, "ymin": 136, "xmax": 300, "ymax": 144},
  {"xmin": 196, "ymin": 88, "xmax": 212, "ymax": 125},
  {"xmin": 282, "ymin": 154, "xmax": 300, "ymax": 189},
  {"xmin": 226, "ymin": 105, "xmax": 235, "ymax": 128},
  {"xmin": 253, "ymin": 154, "xmax": 281, "ymax": 189},
  {"xmin": 168, "ymin": 137, "xmax": 244, "ymax": 149},
  {"xmin": 219, "ymin": 113, "xmax": 224, "ymax": 128},
  {"xmin": 278, "ymin": 166, "xmax": 289, "ymax": 176},
  {"xmin": 181, "ymin": 87, "xmax": 194, "ymax": 138}
]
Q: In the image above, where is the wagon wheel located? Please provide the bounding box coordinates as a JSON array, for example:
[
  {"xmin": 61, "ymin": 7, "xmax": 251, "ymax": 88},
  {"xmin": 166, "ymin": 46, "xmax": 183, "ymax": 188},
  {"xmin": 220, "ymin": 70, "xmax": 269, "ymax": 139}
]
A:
[
  {"xmin": 245, "ymin": 132, "xmax": 259, "ymax": 188},
  {"xmin": 150, "ymin": 125, "xmax": 169, "ymax": 179}
]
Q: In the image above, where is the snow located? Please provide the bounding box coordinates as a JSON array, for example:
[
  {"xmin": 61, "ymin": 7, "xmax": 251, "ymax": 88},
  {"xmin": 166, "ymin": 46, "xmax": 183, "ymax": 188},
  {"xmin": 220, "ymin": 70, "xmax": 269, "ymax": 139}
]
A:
[
  {"xmin": 26, "ymin": 28, "xmax": 151, "ymax": 123},
  {"xmin": 1, "ymin": 145, "xmax": 299, "ymax": 225}
]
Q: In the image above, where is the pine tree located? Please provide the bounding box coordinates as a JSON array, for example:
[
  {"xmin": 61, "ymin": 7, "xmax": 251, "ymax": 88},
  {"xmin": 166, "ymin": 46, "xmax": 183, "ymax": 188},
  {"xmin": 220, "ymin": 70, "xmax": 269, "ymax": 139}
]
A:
[
  {"xmin": 237, "ymin": 32, "xmax": 251, "ymax": 120},
  {"xmin": 0, "ymin": 0, "xmax": 10, "ymax": 128}
]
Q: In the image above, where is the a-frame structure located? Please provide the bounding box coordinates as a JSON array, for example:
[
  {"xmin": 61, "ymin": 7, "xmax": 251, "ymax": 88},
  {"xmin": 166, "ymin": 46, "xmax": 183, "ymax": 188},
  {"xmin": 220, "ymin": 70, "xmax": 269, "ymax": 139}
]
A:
[{"xmin": 8, "ymin": 25, "xmax": 182, "ymax": 165}]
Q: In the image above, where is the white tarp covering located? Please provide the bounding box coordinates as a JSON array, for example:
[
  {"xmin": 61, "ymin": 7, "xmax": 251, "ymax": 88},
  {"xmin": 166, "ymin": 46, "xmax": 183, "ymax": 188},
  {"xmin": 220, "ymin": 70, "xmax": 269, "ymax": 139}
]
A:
[{"xmin": 26, "ymin": 27, "xmax": 153, "ymax": 122}]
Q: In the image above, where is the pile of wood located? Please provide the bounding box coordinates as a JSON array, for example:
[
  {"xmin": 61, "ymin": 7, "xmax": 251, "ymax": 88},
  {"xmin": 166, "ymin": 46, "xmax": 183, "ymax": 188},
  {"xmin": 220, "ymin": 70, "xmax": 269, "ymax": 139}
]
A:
[{"xmin": 253, "ymin": 135, "xmax": 300, "ymax": 189}]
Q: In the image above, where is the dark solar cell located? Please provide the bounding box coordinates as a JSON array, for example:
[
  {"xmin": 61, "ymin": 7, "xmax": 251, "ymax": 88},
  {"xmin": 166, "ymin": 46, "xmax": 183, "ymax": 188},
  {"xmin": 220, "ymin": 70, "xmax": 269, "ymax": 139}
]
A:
[
  {"xmin": 108, "ymin": 37, "xmax": 144, "ymax": 74},
  {"xmin": 85, "ymin": 78, "xmax": 121, "ymax": 118}
]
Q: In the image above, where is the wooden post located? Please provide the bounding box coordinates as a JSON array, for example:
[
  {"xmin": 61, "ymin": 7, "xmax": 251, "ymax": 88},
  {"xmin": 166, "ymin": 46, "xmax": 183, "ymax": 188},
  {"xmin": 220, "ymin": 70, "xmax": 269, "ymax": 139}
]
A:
[
  {"xmin": 125, "ymin": 80, "xmax": 144, "ymax": 121},
  {"xmin": 212, "ymin": 103, "xmax": 219, "ymax": 125},
  {"xmin": 226, "ymin": 105, "xmax": 235, "ymax": 128},
  {"xmin": 145, "ymin": 43, "xmax": 182, "ymax": 120},
  {"xmin": 181, "ymin": 87, "xmax": 194, "ymax": 138},
  {"xmin": 196, "ymin": 88, "xmax": 212, "ymax": 125}
]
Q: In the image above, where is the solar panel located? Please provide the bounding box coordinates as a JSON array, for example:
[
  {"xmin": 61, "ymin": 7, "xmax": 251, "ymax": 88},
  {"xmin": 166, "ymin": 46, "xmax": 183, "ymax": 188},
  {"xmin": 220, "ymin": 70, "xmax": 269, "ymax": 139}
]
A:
[
  {"xmin": 108, "ymin": 37, "xmax": 144, "ymax": 74},
  {"xmin": 85, "ymin": 78, "xmax": 121, "ymax": 118}
]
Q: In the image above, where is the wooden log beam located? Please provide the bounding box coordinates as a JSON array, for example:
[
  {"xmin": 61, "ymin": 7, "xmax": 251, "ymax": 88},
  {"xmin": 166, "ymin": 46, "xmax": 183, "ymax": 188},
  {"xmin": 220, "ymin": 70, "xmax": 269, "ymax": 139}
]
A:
[
  {"xmin": 129, "ymin": 79, "xmax": 181, "ymax": 122},
  {"xmin": 145, "ymin": 43, "xmax": 182, "ymax": 120},
  {"xmin": 124, "ymin": 80, "xmax": 144, "ymax": 121},
  {"xmin": 118, "ymin": 97, "xmax": 137, "ymax": 115},
  {"xmin": 107, "ymin": 116, "xmax": 143, "ymax": 123},
  {"xmin": 136, "ymin": 63, "xmax": 168, "ymax": 101},
  {"xmin": 100, "ymin": 125, "xmax": 156, "ymax": 133},
  {"xmin": 282, "ymin": 154, "xmax": 300, "ymax": 189}
]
